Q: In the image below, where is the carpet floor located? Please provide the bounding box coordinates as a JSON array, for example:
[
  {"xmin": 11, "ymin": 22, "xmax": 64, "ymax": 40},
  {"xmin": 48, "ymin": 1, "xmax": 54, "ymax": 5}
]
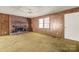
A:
[{"xmin": 0, "ymin": 32, "xmax": 79, "ymax": 52}]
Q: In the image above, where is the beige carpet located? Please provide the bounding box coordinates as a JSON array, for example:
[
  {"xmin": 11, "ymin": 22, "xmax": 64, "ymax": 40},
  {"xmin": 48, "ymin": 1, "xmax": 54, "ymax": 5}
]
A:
[{"xmin": 0, "ymin": 32, "xmax": 79, "ymax": 52}]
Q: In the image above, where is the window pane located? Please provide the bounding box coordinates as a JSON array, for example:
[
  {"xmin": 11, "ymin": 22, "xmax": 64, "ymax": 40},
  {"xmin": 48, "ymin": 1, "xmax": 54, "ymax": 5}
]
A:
[
  {"xmin": 44, "ymin": 17, "xmax": 49, "ymax": 28},
  {"xmin": 39, "ymin": 19, "xmax": 43, "ymax": 23},
  {"xmin": 44, "ymin": 24, "xmax": 49, "ymax": 28},
  {"xmin": 44, "ymin": 17, "xmax": 49, "ymax": 23},
  {"xmin": 39, "ymin": 23, "xmax": 43, "ymax": 28},
  {"xmin": 39, "ymin": 18, "xmax": 43, "ymax": 28}
]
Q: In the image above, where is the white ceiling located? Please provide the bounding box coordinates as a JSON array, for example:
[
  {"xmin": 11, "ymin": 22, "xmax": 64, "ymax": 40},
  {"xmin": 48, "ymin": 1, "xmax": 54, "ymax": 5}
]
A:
[{"xmin": 0, "ymin": 6, "xmax": 77, "ymax": 18}]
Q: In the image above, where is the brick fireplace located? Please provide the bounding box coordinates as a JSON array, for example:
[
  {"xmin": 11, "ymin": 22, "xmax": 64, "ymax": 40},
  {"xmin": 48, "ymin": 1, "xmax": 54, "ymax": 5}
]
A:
[{"xmin": 9, "ymin": 15, "xmax": 31, "ymax": 35}]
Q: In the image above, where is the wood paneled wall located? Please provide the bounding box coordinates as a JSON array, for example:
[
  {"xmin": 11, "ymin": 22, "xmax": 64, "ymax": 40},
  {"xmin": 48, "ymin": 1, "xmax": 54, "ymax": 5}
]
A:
[
  {"xmin": 0, "ymin": 13, "xmax": 32, "ymax": 36},
  {"xmin": 27, "ymin": 18, "xmax": 32, "ymax": 31},
  {"xmin": 0, "ymin": 13, "xmax": 9, "ymax": 36},
  {"xmin": 31, "ymin": 7, "xmax": 79, "ymax": 38}
]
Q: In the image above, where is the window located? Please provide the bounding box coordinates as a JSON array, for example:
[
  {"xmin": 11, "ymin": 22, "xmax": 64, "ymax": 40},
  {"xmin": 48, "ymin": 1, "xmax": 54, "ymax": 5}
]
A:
[
  {"xmin": 38, "ymin": 17, "xmax": 49, "ymax": 28},
  {"xmin": 39, "ymin": 18, "xmax": 43, "ymax": 28},
  {"xmin": 44, "ymin": 17, "xmax": 49, "ymax": 28}
]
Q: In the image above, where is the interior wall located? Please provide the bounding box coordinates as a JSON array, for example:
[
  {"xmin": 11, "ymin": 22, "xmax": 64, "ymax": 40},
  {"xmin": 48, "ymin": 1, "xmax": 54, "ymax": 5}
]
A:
[
  {"xmin": 0, "ymin": 13, "xmax": 9, "ymax": 36},
  {"xmin": 31, "ymin": 7, "xmax": 79, "ymax": 38},
  {"xmin": 0, "ymin": 13, "xmax": 32, "ymax": 36},
  {"xmin": 31, "ymin": 14, "xmax": 64, "ymax": 38}
]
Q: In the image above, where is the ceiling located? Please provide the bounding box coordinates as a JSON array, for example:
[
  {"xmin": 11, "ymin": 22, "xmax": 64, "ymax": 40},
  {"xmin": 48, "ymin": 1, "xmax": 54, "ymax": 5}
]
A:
[{"xmin": 0, "ymin": 6, "xmax": 77, "ymax": 18}]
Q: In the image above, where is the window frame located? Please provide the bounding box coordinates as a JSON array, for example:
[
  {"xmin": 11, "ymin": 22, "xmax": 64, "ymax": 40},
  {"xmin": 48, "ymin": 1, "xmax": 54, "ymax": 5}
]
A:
[
  {"xmin": 38, "ymin": 18, "xmax": 44, "ymax": 28},
  {"xmin": 38, "ymin": 17, "xmax": 50, "ymax": 29},
  {"xmin": 43, "ymin": 17, "xmax": 50, "ymax": 28}
]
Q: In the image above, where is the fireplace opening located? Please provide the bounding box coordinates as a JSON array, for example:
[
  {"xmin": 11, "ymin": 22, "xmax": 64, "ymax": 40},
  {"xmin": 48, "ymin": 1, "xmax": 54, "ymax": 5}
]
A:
[{"xmin": 11, "ymin": 25, "xmax": 26, "ymax": 33}]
